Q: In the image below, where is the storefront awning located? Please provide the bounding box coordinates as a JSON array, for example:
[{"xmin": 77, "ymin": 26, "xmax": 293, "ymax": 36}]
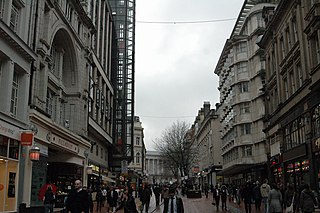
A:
[
  {"xmin": 217, "ymin": 164, "xmax": 255, "ymax": 176},
  {"xmin": 217, "ymin": 162, "xmax": 267, "ymax": 176}
]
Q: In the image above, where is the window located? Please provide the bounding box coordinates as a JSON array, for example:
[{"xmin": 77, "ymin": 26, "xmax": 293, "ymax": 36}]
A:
[
  {"xmin": 50, "ymin": 46, "xmax": 61, "ymax": 77},
  {"xmin": 0, "ymin": 0, "xmax": 4, "ymax": 19},
  {"xmin": 296, "ymin": 62, "xmax": 303, "ymax": 87},
  {"xmin": 315, "ymin": 33, "xmax": 320, "ymax": 64},
  {"xmin": 242, "ymin": 145, "xmax": 252, "ymax": 157},
  {"xmin": 292, "ymin": 19, "xmax": 298, "ymax": 43},
  {"xmin": 240, "ymin": 102, "xmax": 250, "ymax": 114},
  {"xmin": 284, "ymin": 76, "xmax": 289, "ymax": 100},
  {"xmin": 10, "ymin": 72, "xmax": 18, "ymax": 117},
  {"xmin": 136, "ymin": 152, "xmax": 140, "ymax": 164},
  {"xmin": 289, "ymin": 70, "xmax": 296, "ymax": 94},
  {"xmin": 239, "ymin": 82, "xmax": 249, "ymax": 93},
  {"xmin": 240, "ymin": 123, "xmax": 251, "ymax": 135},
  {"xmin": 96, "ymin": 145, "xmax": 99, "ymax": 156},
  {"xmin": 257, "ymin": 13, "xmax": 263, "ymax": 27},
  {"xmin": 46, "ymin": 89, "xmax": 55, "ymax": 116},
  {"xmin": 136, "ymin": 137, "xmax": 140, "ymax": 145},
  {"xmin": 280, "ymin": 36, "xmax": 285, "ymax": 60},
  {"xmin": 312, "ymin": 104, "xmax": 320, "ymax": 138},
  {"xmin": 236, "ymin": 42, "xmax": 247, "ymax": 54},
  {"xmin": 10, "ymin": 2, "xmax": 19, "ymax": 32},
  {"xmin": 119, "ymin": 0, "xmax": 125, "ymax": 5},
  {"xmin": 101, "ymin": 148, "xmax": 103, "ymax": 159},
  {"xmin": 286, "ymin": 27, "xmax": 291, "ymax": 50},
  {"xmin": 237, "ymin": 62, "xmax": 248, "ymax": 73},
  {"xmin": 284, "ymin": 116, "xmax": 306, "ymax": 150}
]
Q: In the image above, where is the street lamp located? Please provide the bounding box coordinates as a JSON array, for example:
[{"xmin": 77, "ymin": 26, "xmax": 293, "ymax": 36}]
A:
[{"xmin": 29, "ymin": 145, "xmax": 40, "ymax": 161}]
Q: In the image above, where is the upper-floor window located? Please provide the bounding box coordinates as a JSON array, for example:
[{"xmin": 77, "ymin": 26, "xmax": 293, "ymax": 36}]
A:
[
  {"xmin": 315, "ymin": 32, "xmax": 320, "ymax": 65},
  {"xmin": 284, "ymin": 116, "xmax": 306, "ymax": 150},
  {"xmin": 286, "ymin": 27, "xmax": 291, "ymax": 50},
  {"xmin": 236, "ymin": 42, "xmax": 247, "ymax": 54},
  {"xmin": 240, "ymin": 123, "xmax": 251, "ymax": 135},
  {"xmin": 292, "ymin": 18, "xmax": 298, "ymax": 43},
  {"xmin": 312, "ymin": 104, "xmax": 320, "ymax": 138},
  {"xmin": 280, "ymin": 36, "xmax": 285, "ymax": 60},
  {"xmin": 136, "ymin": 152, "xmax": 140, "ymax": 164},
  {"xmin": 257, "ymin": 13, "xmax": 263, "ymax": 28},
  {"xmin": 0, "ymin": 0, "xmax": 4, "ymax": 19},
  {"xmin": 10, "ymin": 71, "xmax": 18, "ymax": 117},
  {"xmin": 136, "ymin": 137, "xmax": 140, "ymax": 145},
  {"xmin": 283, "ymin": 76, "xmax": 289, "ymax": 100},
  {"xmin": 10, "ymin": 2, "xmax": 19, "ymax": 32},
  {"xmin": 46, "ymin": 89, "xmax": 56, "ymax": 117},
  {"xmin": 242, "ymin": 145, "xmax": 252, "ymax": 157},
  {"xmin": 237, "ymin": 62, "xmax": 248, "ymax": 73},
  {"xmin": 50, "ymin": 46, "xmax": 61, "ymax": 78},
  {"xmin": 240, "ymin": 102, "xmax": 250, "ymax": 114},
  {"xmin": 239, "ymin": 82, "xmax": 249, "ymax": 93},
  {"xmin": 119, "ymin": 0, "xmax": 125, "ymax": 5},
  {"xmin": 296, "ymin": 62, "xmax": 303, "ymax": 88}
]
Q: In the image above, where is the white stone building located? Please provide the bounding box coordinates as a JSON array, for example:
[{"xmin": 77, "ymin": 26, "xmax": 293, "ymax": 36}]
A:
[
  {"xmin": 214, "ymin": 0, "xmax": 276, "ymax": 184},
  {"xmin": 0, "ymin": 0, "xmax": 116, "ymax": 211}
]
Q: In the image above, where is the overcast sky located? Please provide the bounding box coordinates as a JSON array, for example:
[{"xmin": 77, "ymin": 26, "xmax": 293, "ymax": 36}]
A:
[{"xmin": 135, "ymin": 0, "xmax": 244, "ymax": 151}]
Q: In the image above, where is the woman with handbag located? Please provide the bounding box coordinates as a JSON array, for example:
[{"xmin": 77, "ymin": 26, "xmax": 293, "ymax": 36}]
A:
[{"xmin": 284, "ymin": 184, "xmax": 295, "ymax": 213}]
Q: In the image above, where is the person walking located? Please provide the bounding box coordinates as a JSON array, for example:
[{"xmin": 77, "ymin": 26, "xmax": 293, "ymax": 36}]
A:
[
  {"xmin": 299, "ymin": 184, "xmax": 318, "ymax": 213},
  {"xmin": 124, "ymin": 189, "xmax": 139, "ymax": 213},
  {"xmin": 163, "ymin": 185, "xmax": 184, "ymax": 213},
  {"xmin": 66, "ymin": 180, "xmax": 89, "ymax": 213},
  {"xmin": 153, "ymin": 184, "xmax": 161, "ymax": 206},
  {"xmin": 268, "ymin": 184, "xmax": 282, "ymax": 213},
  {"xmin": 83, "ymin": 186, "xmax": 93, "ymax": 213},
  {"xmin": 140, "ymin": 184, "xmax": 152, "ymax": 213},
  {"xmin": 212, "ymin": 185, "xmax": 221, "ymax": 211},
  {"xmin": 220, "ymin": 185, "xmax": 228, "ymax": 211},
  {"xmin": 95, "ymin": 188, "xmax": 103, "ymax": 212},
  {"xmin": 283, "ymin": 184, "xmax": 295, "ymax": 213},
  {"xmin": 260, "ymin": 179, "xmax": 271, "ymax": 213},
  {"xmin": 243, "ymin": 181, "xmax": 253, "ymax": 213},
  {"xmin": 204, "ymin": 184, "xmax": 209, "ymax": 199},
  {"xmin": 43, "ymin": 185, "xmax": 55, "ymax": 213},
  {"xmin": 253, "ymin": 181, "xmax": 262, "ymax": 211},
  {"xmin": 107, "ymin": 186, "xmax": 119, "ymax": 213}
]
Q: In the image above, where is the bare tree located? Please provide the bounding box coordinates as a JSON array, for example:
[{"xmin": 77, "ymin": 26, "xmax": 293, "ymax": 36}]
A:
[{"xmin": 154, "ymin": 120, "xmax": 197, "ymax": 180}]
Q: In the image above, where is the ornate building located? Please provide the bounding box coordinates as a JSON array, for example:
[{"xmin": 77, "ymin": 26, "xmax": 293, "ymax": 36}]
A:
[
  {"xmin": 214, "ymin": 0, "xmax": 277, "ymax": 184},
  {"xmin": 259, "ymin": 0, "xmax": 320, "ymax": 191}
]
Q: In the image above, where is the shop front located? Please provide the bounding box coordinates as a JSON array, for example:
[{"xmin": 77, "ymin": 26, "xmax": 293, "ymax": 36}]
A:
[
  {"xmin": 0, "ymin": 119, "xmax": 27, "ymax": 212},
  {"xmin": 282, "ymin": 144, "xmax": 310, "ymax": 189}
]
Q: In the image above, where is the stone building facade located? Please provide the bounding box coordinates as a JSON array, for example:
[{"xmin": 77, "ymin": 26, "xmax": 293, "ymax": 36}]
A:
[
  {"xmin": 259, "ymin": 0, "xmax": 320, "ymax": 192},
  {"xmin": 0, "ymin": 0, "xmax": 116, "ymax": 211},
  {"xmin": 214, "ymin": 0, "xmax": 277, "ymax": 184}
]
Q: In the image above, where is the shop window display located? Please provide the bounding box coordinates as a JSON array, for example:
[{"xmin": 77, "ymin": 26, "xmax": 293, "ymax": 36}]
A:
[{"xmin": 0, "ymin": 136, "xmax": 19, "ymax": 212}]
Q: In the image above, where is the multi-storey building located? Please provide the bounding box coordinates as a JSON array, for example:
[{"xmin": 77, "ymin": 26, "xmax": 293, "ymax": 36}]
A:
[
  {"xmin": 259, "ymin": 0, "xmax": 320, "ymax": 191},
  {"xmin": 145, "ymin": 151, "xmax": 174, "ymax": 184},
  {"xmin": 81, "ymin": 0, "xmax": 116, "ymax": 191},
  {"xmin": 0, "ymin": 0, "xmax": 37, "ymax": 211},
  {"xmin": 192, "ymin": 102, "xmax": 222, "ymax": 188},
  {"xmin": 0, "ymin": 0, "xmax": 116, "ymax": 211},
  {"xmin": 214, "ymin": 0, "xmax": 276, "ymax": 184},
  {"xmin": 109, "ymin": 0, "xmax": 135, "ymax": 171},
  {"xmin": 128, "ymin": 116, "xmax": 145, "ymax": 190}
]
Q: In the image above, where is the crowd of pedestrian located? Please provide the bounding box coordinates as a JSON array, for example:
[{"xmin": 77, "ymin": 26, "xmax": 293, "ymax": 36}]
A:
[{"xmin": 206, "ymin": 179, "xmax": 318, "ymax": 213}]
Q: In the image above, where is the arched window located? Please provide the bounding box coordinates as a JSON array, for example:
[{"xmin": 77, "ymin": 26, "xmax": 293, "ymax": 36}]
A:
[{"xmin": 136, "ymin": 152, "xmax": 140, "ymax": 164}]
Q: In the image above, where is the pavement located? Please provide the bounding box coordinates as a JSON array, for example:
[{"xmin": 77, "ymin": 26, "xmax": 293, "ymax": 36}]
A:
[{"xmin": 54, "ymin": 192, "xmax": 266, "ymax": 213}]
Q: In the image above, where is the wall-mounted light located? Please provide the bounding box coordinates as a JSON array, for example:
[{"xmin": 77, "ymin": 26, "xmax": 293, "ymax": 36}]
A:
[{"xmin": 29, "ymin": 145, "xmax": 40, "ymax": 161}]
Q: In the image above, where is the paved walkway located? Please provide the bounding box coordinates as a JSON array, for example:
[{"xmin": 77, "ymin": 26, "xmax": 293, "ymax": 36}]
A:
[{"xmin": 54, "ymin": 192, "xmax": 266, "ymax": 213}]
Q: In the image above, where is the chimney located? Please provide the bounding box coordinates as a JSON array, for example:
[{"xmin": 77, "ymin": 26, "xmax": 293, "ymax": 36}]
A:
[{"xmin": 203, "ymin": 101, "xmax": 210, "ymax": 116}]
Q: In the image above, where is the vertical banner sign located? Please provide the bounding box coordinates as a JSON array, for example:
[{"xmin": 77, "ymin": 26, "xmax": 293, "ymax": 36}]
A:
[
  {"xmin": 20, "ymin": 132, "xmax": 33, "ymax": 146},
  {"xmin": 121, "ymin": 160, "xmax": 128, "ymax": 175}
]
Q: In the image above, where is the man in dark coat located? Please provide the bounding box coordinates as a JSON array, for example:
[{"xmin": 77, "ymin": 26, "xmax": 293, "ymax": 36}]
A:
[
  {"xmin": 107, "ymin": 186, "xmax": 119, "ymax": 213},
  {"xmin": 140, "ymin": 184, "xmax": 152, "ymax": 213},
  {"xmin": 153, "ymin": 184, "xmax": 161, "ymax": 206},
  {"xmin": 66, "ymin": 180, "xmax": 89, "ymax": 213},
  {"xmin": 243, "ymin": 181, "xmax": 253, "ymax": 213},
  {"xmin": 163, "ymin": 185, "xmax": 184, "ymax": 213},
  {"xmin": 212, "ymin": 185, "xmax": 221, "ymax": 211}
]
